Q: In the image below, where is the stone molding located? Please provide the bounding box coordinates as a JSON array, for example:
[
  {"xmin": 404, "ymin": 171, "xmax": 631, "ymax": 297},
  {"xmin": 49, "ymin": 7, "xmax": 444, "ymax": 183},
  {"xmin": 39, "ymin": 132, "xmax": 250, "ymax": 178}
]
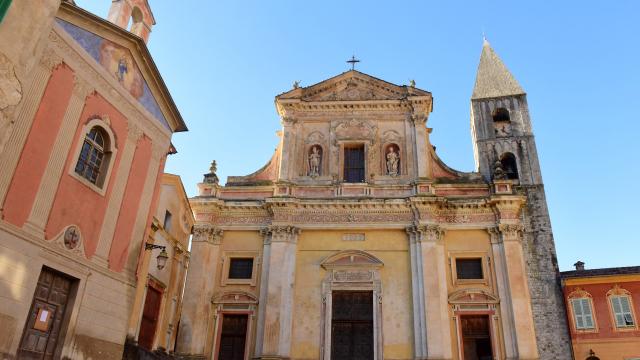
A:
[{"xmin": 192, "ymin": 224, "xmax": 223, "ymax": 245}]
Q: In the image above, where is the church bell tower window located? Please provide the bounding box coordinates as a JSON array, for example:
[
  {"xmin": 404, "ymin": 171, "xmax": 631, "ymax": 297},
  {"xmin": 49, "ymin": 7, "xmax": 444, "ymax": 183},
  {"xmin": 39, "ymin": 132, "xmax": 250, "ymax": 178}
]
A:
[{"xmin": 500, "ymin": 153, "xmax": 519, "ymax": 180}]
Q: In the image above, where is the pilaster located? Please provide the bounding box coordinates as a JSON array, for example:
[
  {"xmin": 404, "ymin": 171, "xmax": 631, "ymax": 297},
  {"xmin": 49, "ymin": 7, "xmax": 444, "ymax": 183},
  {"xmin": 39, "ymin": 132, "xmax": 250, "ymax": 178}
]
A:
[
  {"xmin": 176, "ymin": 224, "xmax": 223, "ymax": 357},
  {"xmin": 406, "ymin": 225, "xmax": 427, "ymax": 360},
  {"xmin": 23, "ymin": 75, "xmax": 94, "ymax": 237},
  {"xmin": 497, "ymin": 223, "xmax": 539, "ymax": 359},
  {"xmin": 94, "ymin": 122, "xmax": 144, "ymax": 264},
  {"xmin": 413, "ymin": 224, "xmax": 452, "ymax": 360},
  {"xmin": 255, "ymin": 225, "xmax": 300, "ymax": 359},
  {"xmin": 411, "ymin": 114, "xmax": 429, "ymax": 178},
  {"xmin": 277, "ymin": 116, "xmax": 297, "ymax": 182},
  {"xmin": 0, "ymin": 47, "xmax": 61, "ymax": 216}
]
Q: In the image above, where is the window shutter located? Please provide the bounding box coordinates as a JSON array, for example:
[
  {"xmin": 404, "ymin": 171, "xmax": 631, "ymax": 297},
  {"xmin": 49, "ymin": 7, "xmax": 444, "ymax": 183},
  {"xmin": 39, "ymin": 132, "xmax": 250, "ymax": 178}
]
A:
[
  {"xmin": 572, "ymin": 298, "xmax": 594, "ymax": 329},
  {"xmin": 611, "ymin": 296, "xmax": 635, "ymax": 327}
]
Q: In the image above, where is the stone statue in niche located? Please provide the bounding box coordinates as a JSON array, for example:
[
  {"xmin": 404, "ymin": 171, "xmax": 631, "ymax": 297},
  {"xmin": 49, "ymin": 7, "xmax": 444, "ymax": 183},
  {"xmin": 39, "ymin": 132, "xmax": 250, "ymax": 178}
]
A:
[
  {"xmin": 386, "ymin": 145, "xmax": 400, "ymax": 176},
  {"xmin": 308, "ymin": 145, "xmax": 322, "ymax": 177}
]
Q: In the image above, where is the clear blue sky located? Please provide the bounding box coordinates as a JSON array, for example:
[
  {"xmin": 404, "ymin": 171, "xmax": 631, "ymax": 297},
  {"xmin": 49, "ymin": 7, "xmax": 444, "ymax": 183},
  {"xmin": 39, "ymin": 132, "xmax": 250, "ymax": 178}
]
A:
[{"xmin": 77, "ymin": 1, "xmax": 640, "ymax": 271}]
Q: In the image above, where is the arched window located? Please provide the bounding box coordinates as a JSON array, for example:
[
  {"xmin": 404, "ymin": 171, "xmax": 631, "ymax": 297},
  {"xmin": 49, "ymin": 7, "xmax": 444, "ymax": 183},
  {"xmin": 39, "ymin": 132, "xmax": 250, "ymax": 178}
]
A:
[
  {"xmin": 500, "ymin": 153, "xmax": 518, "ymax": 180},
  {"xmin": 129, "ymin": 6, "xmax": 144, "ymax": 33},
  {"xmin": 74, "ymin": 126, "xmax": 110, "ymax": 187},
  {"xmin": 492, "ymin": 107, "xmax": 510, "ymax": 122}
]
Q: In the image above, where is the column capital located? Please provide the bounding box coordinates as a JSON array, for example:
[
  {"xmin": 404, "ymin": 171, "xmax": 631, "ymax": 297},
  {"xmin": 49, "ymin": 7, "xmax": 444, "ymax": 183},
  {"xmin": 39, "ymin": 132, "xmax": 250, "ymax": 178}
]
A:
[
  {"xmin": 406, "ymin": 224, "xmax": 445, "ymax": 244},
  {"xmin": 280, "ymin": 116, "xmax": 297, "ymax": 126},
  {"xmin": 39, "ymin": 46, "xmax": 63, "ymax": 71},
  {"xmin": 72, "ymin": 75, "xmax": 95, "ymax": 99},
  {"xmin": 192, "ymin": 224, "xmax": 223, "ymax": 245},
  {"xmin": 498, "ymin": 223, "xmax": 524, "ymax": 242},
  {"xmin": 126, "ymin": 122, "xmax": 144, "ymax": 142},
  {"xmin": 261, "ymin": 225, "xmax": 300, "ymax": 244}
]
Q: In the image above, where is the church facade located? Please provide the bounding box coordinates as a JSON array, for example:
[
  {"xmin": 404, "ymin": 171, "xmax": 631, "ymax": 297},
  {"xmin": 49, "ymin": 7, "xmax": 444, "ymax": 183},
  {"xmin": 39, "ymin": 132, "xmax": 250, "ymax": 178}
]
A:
[{"xmin": 178, "ymin": 43, "xmax": 571, "ymax": 360}]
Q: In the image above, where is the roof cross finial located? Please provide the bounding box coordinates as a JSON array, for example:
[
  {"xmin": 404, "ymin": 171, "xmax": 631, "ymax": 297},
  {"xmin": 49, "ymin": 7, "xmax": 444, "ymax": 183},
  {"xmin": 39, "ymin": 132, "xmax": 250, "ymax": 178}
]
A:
[{"xmin": 347, "ymin": 55, "xmax": 360, "ymax": 71}]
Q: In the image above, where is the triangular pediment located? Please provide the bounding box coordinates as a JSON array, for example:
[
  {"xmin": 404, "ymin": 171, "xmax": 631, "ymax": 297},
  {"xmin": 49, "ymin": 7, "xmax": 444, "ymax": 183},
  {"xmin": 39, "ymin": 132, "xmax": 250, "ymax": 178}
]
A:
[
  {"xmin": 54, "ymin": 3, "xmax": 187, "ymax": 132},
  {"xmin": 448, "ymin": 288, "xmax": 499, "ymax": 304},
  {"xmin": 277, "ymin": 70, "xmax": 431, "ymax": 102}
]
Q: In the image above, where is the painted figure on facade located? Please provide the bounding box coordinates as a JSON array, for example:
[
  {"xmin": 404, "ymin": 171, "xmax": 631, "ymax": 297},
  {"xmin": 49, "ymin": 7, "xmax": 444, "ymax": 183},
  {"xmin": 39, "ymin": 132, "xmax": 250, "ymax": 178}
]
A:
[
  {"xmin": 386, "ymin": 146, "xmax": 399, "ymax": 176},
  {"xmin": 63, "ymin": 226, "xmax": 80, "ymax": 250},
  {"xmin": 309, "ymin": 145, "xmax": 321, "ymax": 177},
  {"xmin": 116, "ymin": 57, "xmax": 128, "ymax": 83}
]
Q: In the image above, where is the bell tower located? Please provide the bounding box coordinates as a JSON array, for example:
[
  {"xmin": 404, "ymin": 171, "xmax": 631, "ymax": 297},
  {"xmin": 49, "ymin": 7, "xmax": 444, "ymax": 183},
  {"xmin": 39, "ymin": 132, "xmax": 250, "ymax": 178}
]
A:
[
  {"xmin": 470, "ymin": 40, "xmax": 572, "ymax": 359},
  {"xmin": 107, "ymin": 0, "xmax": 156, "ymax": 43}
]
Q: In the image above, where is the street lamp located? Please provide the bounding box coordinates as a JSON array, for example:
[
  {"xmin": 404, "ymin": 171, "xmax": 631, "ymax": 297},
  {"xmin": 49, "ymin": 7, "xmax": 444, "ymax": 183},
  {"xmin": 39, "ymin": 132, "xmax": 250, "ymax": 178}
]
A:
[{"xmin": 145, "ymin": 243, "xmax": 168, "ymax": 270}]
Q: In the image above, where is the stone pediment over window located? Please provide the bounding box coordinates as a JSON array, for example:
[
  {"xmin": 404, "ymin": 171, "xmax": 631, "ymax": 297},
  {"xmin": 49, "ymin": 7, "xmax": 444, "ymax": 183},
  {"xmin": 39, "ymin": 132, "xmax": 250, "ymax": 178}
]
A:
[
  {"xmin": 277, "ymin": 70, "xmax": 431, "ymax": 102},
  {"xmin": 321, "ymin": 250, "xmax": 384, "ymax": 270},
  {"xmin": 448, "ymin": 288, "xmax": 499, "ymax": 305}
]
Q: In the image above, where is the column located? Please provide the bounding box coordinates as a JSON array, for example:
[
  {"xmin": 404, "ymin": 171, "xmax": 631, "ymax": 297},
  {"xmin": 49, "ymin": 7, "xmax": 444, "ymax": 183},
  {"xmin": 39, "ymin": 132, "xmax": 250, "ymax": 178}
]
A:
[
  {"xmin": 0, "ymin": 47, "xmax": 61, "ymax": 215},
  {"xmin": 496, "ymin": 224, "xmax": 540, "ymax": 359},
  {"xmin": 23, "ymin": 76, "xmax": 94, "ymax": 236},
  {"xmin": 94, "ymin": 122, "xmax": 143, "ymax": 265},
  {"xmin": 406, "ymin": 226, "xmax": 427, "ymax": 359},
  {"xmin": 255, "ymin": 225, "xmax": 299, "ymax": 359},
  {"xmin": 176, "ymin": 225, "xmax": 223, "ymax": 358},
  {"xmin": 418, "ymin": 224, "xmax": 452, "ymax": 359},
  {"xmin": 488, "ymin": 226, "xmax": 517, "ymax": 359}
]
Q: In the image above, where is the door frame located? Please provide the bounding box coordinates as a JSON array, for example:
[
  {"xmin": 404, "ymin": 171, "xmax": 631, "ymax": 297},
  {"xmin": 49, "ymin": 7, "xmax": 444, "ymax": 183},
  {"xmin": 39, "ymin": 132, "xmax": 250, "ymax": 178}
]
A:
[
  {"xmin": 138, "ymin": 277, "xmax": 166, "ymax": 351},
  {"xmin": 454, "ymin": 310, "xmax": 499, "ymax": 360},
  {"xmin": 320, "ymin": 250, "xmax": 384, "ymax": 360},
  {"xmin": 210, "ymin": 291, "xmax": 257, "ymax": 360}
]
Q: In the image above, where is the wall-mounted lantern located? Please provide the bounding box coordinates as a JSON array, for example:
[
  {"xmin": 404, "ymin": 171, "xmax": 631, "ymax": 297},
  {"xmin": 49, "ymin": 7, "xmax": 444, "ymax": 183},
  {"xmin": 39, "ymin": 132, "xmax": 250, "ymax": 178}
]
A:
[{"xmin": 145, "ymin": 243, "xmax": 168, "ymax": 270}]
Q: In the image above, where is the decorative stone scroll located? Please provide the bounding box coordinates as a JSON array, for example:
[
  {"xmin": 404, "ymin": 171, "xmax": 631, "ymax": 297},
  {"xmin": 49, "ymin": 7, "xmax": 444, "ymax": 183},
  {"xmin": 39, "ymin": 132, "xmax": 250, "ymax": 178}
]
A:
[{"xmin": 406, "ymin": 224, "xmax": 445, "ymax": 244}]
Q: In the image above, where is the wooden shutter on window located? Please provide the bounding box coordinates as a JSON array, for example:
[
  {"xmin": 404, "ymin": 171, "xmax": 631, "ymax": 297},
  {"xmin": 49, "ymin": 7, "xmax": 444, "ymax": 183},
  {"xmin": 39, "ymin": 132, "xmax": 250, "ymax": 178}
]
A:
[
  {"xmin": 611, "ymin": 296, "xmax": 635, "ymax": 327},
  {"xmin": 572, "ymin": 298, "xmax": 594, "ymax": 329}
]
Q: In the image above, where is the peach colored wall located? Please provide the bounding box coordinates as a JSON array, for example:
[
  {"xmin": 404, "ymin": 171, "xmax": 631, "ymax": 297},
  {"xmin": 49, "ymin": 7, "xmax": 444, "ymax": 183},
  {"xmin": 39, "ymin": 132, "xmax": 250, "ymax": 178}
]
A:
[
  {"xmin": 2, "ymin": 64, "xmax": 74, "ymax": 226},
  {"xmin": 46, "ymin": 93, "xmax": 127, "ymax": 256},
  {"xmin": 565, "ymin": 280, "xmax": 640, "ymax": 340},
  {"xmin": 108, "ymin": 135, "xmax": 152, "ymax": 272}
]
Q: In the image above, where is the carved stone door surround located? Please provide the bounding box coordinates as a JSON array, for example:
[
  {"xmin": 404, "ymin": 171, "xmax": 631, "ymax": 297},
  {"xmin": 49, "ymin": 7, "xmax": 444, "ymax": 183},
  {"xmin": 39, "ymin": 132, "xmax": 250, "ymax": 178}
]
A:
[{"xmin": 320, "ymin": 250, "xmax": 384, "ymax": 360}]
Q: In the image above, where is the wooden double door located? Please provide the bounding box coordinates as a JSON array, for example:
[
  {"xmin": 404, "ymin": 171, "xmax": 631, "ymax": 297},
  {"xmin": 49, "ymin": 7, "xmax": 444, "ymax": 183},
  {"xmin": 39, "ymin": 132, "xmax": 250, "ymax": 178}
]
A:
[
  {"xmin": 331, "ymin": 291, "xmax": 374, "ymax": 360},
  {"xmin": 217, "ymin": 314, "xmax": 248, "ymax": 360},
  {"xmin": 18, "ymin": 268, "xmax": 74, "ymax": 360}
]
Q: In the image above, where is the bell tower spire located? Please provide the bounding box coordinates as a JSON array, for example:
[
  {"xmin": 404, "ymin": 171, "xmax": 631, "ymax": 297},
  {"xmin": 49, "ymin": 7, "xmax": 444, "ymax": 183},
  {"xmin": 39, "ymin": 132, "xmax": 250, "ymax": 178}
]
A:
[
  {"xmin": 469, "ymin": 40, "xmax": 573, "ymax": 359},
  {"xmin": 107, "ymin": 0, "xmax": 156, "ymax": 43}
]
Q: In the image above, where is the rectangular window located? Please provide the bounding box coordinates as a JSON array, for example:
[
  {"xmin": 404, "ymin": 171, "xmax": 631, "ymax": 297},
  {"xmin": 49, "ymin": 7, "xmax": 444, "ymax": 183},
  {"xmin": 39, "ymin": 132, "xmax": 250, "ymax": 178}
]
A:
[
  {"xmin": 228, "ymin": 258, "xmax": 254, "ymax": 279},
  {"xmin": 164, "ymin": 210, "xmax": 172, "ymax": 232},
  {"xmin": 611, "ymin": 296, "xmax": 635, "ymax": 328},
  {"xmin": 456, "ymin": 258, "xmax": 483, "ymax": 280},
  {"xmin": 344, "ymin": 145, "xmax": 365, "ymax": 183},
  {"xmin": 571, "ymin": 298, "xmax": 595, "ymax": 330}
]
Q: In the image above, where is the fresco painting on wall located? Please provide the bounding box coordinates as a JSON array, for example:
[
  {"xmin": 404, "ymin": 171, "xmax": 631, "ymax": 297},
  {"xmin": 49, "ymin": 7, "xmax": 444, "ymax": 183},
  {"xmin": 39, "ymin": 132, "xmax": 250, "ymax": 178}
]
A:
[{"xmin": 56, "ymin": 19, "xmax": 170, "ymax": 130}]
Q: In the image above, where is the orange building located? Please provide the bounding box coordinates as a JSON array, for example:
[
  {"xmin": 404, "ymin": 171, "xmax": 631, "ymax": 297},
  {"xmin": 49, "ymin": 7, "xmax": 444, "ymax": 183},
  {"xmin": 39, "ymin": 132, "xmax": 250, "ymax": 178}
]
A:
[
  {"xmin": 0, "ymin": 0, "xmax": 187, "ymax": 358},
  {"xmin": 561, "ymin": 262, "xmax": 640, "ymax": 360}
]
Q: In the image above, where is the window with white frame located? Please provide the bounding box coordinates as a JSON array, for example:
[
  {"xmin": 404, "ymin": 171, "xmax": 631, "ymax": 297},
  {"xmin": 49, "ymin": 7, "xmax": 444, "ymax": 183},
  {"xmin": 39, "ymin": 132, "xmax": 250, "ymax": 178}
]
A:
[
  {"xmin": 74, "ymin": 126, "xmax": 110, "ymax": 186},
  {"xmin": 610, "ymin": 295, "xmax": 635, "ymax": 328},
  {"xmin": 571, "ymin": 298, "xmax": 595, "ymax": 330}
]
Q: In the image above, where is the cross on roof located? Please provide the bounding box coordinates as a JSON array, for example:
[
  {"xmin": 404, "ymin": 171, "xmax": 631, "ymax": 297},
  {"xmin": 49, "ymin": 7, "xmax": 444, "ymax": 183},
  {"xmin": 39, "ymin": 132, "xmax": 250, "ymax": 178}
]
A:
[{"xmin": 347, "ymin": 55, "xmax": 360, "ymax": 70}]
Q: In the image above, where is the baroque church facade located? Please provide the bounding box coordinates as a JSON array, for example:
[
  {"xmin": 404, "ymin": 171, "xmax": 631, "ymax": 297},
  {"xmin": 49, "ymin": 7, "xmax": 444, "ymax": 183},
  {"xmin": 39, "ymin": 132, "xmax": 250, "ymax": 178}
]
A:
[{"xmin": 177, "ymin": 42, "xmax": 571, "ymax": 360}]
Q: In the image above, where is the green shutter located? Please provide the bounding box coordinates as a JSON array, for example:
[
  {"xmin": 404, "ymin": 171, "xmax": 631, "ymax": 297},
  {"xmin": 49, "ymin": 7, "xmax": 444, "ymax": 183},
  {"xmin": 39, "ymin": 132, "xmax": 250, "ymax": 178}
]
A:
[{"xmin": 0, "ymin": 0, "xmax": 12, "ymax": 23}]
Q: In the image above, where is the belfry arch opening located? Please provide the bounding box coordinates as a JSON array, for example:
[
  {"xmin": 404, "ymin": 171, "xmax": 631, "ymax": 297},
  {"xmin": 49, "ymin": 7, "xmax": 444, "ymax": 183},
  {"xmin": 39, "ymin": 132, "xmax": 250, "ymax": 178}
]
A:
[
  {"xmin": 492, "ymin": 107, "xmax": 510, "ymax": 122},
  {"xmin": 500, "ymin": 152, "xmax": 518, "ymax": 180},
  {"xmin": 129, "ymin": 6, "xmax": 144, "ymax": 33}
]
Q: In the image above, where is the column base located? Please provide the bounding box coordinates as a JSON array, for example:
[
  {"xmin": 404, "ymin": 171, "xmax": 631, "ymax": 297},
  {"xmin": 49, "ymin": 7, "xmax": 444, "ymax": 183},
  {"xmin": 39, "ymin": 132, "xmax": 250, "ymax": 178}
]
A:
[{"xmin": 22, "ymin": 221, "xmax": 45, "ymax": 239}]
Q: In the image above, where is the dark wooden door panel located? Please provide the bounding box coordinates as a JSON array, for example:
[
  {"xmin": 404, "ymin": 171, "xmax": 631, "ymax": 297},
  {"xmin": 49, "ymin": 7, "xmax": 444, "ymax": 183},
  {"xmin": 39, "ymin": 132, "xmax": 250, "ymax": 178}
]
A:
[
  {"xmin": 331, "ymin": 291, "xmax": 373, "ymax": 360},
  {"xmin": 19, "ymin": 268, "xmax": 73, "ymax": 360},
  {"xmin": 218, "ymin": 314, "xmax": 248, "ymax": 360},
  {"xmin": 139, "ymin": 286, "xmax": 163, "ymax": 350}
]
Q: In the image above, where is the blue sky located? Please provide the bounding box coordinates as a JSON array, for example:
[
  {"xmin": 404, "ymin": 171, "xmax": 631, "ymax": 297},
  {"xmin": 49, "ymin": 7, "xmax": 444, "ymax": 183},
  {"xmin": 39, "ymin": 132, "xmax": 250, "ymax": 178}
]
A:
[{"xmin": 77, "ymin": 1, "xmax": 640, "ymax": 271}]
